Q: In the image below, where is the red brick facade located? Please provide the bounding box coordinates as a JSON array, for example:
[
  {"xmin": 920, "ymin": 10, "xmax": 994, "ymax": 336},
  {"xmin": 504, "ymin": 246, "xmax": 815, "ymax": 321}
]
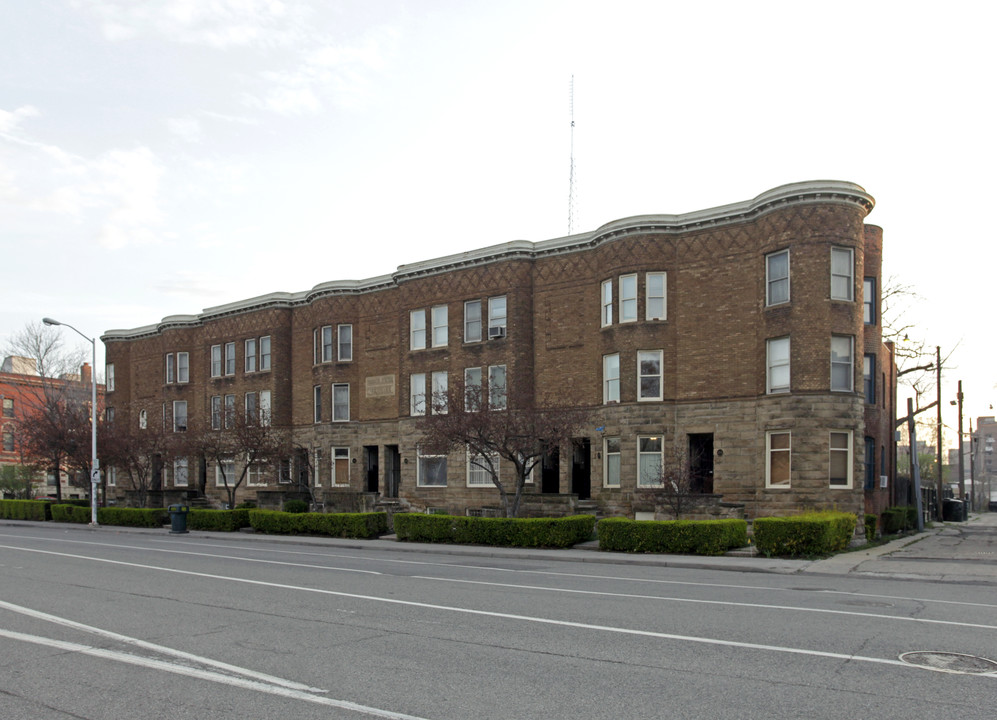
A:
[{"xmin": 102, "ymin": 180, "xmax": 895, "ymax": 520}]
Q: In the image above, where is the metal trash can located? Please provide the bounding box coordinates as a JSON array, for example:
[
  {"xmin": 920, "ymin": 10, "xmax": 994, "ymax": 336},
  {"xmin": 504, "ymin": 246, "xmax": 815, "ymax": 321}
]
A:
[
  {"xmin": 942, "ymin": 499, "xmax": 964, "ymax": 522},
  {"xmin": 168, "ymin": 504, "xmax": 189, "ymax": 534}
]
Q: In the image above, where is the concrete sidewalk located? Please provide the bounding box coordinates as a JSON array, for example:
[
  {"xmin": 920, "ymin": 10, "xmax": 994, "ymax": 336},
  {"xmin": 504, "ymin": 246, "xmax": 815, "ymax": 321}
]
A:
[{"xmin": 4, "ymin": 513, "xmax": 996, "ymax": 583}]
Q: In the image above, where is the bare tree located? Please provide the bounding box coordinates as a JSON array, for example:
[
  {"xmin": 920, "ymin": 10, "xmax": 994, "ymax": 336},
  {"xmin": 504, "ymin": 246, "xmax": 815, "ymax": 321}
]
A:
[
  {"xmin": 2, "ymin": 321, "xmax": 87, "ymax": 379},
  {"xmin": 177, "ymin": 407, "xmax": 292, "ymax": 509},
  {"xmin": 419, "ymin": 376, "xmax": 589, "ymax": 518},
  {"xmin": 634, "ymin": 447, "xmax": 701, "ymax": 520},
  {"xmin": 101, "ymin": 419, "xmax": 174, "ymax": 508}
]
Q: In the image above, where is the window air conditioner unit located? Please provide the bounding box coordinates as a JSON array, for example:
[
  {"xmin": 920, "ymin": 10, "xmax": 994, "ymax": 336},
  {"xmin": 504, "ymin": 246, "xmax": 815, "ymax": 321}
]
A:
[{"xmin": 488, "ymin": 326, "xmax": 506, "ymax": 339}]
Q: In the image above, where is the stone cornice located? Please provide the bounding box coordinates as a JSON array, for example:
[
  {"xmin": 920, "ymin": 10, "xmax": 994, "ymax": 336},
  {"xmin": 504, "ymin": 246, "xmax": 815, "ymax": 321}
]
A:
[{"xmin": 102, "ymin": 180, "xmax": 873, "ymax": 342}]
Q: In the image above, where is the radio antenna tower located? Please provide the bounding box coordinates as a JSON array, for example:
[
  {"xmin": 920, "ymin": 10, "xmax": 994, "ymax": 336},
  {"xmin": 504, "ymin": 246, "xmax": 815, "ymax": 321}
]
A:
[{"xmin": 568, "ymin": 75, "xmax": 577, "ymax": 235}]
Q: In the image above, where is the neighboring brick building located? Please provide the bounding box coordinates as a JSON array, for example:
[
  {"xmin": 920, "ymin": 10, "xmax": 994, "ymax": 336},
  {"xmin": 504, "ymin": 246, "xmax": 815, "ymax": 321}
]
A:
[
  {"xmin": 1, "ymin": 356, "xmax": 102, "ymax": 499},
  {"xmin": 102, "ymin": 180, "xmax": 896, "ymax": 520}
]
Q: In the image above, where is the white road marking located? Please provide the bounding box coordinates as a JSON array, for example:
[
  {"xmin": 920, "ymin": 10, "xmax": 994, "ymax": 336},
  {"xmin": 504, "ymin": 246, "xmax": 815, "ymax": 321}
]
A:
[
  {"xmin": 3, "ymin": 543, "xmax": 994, "ymax": 678},
  {"xmin": 0, "ymin": 628, "xmax": 430, "ymax": 719}
]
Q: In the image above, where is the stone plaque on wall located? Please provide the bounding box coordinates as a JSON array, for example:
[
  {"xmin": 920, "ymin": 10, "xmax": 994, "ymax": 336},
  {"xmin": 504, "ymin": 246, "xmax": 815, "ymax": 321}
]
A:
[{"xmin": 365, "ymin": 374, "xmax": 396, "ymax": 398}]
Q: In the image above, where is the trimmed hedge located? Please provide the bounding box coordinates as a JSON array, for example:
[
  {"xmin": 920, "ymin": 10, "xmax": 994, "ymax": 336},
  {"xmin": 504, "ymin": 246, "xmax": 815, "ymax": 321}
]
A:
[
  {"xmin": 394, "ymin": 513, "xmax": 597, "ymax": 548},
  {"xmin": 596, "ymin": 517, "xmax": 748, "ymax": 556},
  {"xmin": 51, "ymin": 504, "xmax": 168, "ymax": 527},
  {"xmin": 753, "ymin": 512, "xmax": 856, "ymax": 557},
  {"xmin": 249, "ymin": 510, "xmax": 387, "ymax": 539},
  {"xmin": 187, "ymin": 508, "xmax": 251, "ymax": 532},
  {"xmin": 864, "ymin": 513, "xmax": 878, "ymax": 541},
  {"xmin": 0, "ymin": 499, "xmax": 52, "ymax": 521},
  {"xmin": 882, "ymin": 506, "xmax": 917, "ymax": 534}
]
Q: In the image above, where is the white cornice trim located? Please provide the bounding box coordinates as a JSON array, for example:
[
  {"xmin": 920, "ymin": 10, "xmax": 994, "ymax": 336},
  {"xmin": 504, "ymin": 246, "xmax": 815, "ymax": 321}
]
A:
[{"xmin": 101, "ymin": 180, "xmax": 873, "ymax": 342}]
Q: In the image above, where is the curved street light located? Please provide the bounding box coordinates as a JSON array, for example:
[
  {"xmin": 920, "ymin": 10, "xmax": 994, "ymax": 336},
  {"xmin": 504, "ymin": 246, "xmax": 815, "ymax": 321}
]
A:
[{"xmin": 42, "ymin": 317, "xmax": 99, "ymax": 526}]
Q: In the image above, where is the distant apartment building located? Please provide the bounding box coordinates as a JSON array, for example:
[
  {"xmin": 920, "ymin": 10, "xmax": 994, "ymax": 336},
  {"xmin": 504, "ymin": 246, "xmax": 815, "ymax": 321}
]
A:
[
  {"xmin": 0, "ymin": 356, "xmax": 103, "ymax": 499},
  {"xmin": 102, "ymin": 180, "xmax": 896, "ymax": 520},
  {"xmin": 971, "ymin": 416, "xmax": 997, "ymax": 505}
]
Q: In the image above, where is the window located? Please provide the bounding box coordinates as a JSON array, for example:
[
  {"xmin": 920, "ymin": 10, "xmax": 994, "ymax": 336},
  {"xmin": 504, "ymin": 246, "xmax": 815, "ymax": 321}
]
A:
[
  {"xmin": 417, "ymin": 446, "xmax": 448, "ymax": 487},
  {"xmin": 173, "ymin": 400, "xmax": 187, "ymax": 432},
  {"xmin": 467, "ymin": 451, "xmax": 499, "ymax": 486},
  {"xmin": 245, "ymin": 338, "xmax": 257, "ymax": 372},
  {"xmin": 174, "ymin": 458, "xmax": 189, "ymax": 487},
  {"xmin": 432, "ymin": 371, "xmax": 448, "ymax": 414},
  {"xmin": 211, "ymin": 345, "xmax": 222, "ymax": 377},
  {"xmin": 464, "ymin": 300, "xmax": 482, "ymax": 342},
  {"xmin": 604, "ymin": 437, "xmax": 621, "ymax": 487},
  {"xmin": 338, "ymin": 324, "xmax": 353, "ymax": 361},
  {"xmin": 313, "ymin": 448, "xmax": 323, "ymax": 487},
  {"xmin": 766, "ymin": 337, "xmax": 790, "ymax": 394},
  {"xmin": 3, "ymin": 398, "xmax": 13, "ymax": 417},
  {"xmin": 831, "ymin": 247, "xmax": 854, "ymax": 301},
  {"xmin": 766, "ymin": 250, "xmax": 790, "ymax": 306},
  {"xmin": 620, "ymin": 274, "xmax": 637, "ymax": 322},
  {"xmin": 166, "ymin": 353, "xmax": 175, "ymax": 384},
  {"xmin": 601, "ymin": 280, "xmax": 613, "ymax": 326},
  {"xmin": 224, "ymin": 394, "xmax": 235, "ymax": 428},
  {"xmin": 177, "ymin": 352, "xmax": 189, "ymax": 383},
  {"xmin": 333, "ymin": 383, "xmax": 350, "ymax": 422},
  {"xmin": 332, "ymin": 447, "xmax": 350, "ymax": 486},
  {"xmin": 106, "ymin": 407, "xmax": 115, "ymax": 424},
  {"xmin": 864, "ymin": 436, "xmax": 876, "ymax": 490},
  {"xmin": 410, "ymin": 310, "xmax": 426, "ymax": 350},
  {"xmin": 603, "ymin": 354, "xmax": 620, "ymax": 404},
  {"xmin": 260, "ymin": 390, "xmax": 271, "ymax": 426},
  {"xmin": 831, "ymin": 336, "xmax": 854, "ymax": 391},
  {"xmin": 488, "ymin": 365, "xmax": 507, "ymax": 410},
  {"xmin": 215, "ymin": 456, "xmax": 236, "ymax": 487},
  {"xmin": 316, "ymin": 326, "xmax": 333, "ymax": 363},
  {"xmin": 139, "ymin": 409, "xmax": 147, "ymax": 430},
  {"xmin": 864, "ymin": 354, "xmax": 876, "ymax": 404},
  {"xmin": 488, "ymin": 296, "xmax": 507, "ymax": 335},
  {"xmin": 864, "ymin": 278, "xmax": 876, "ymax": 324},
  {"xmin": 646, "ymin": 272, "xmax": 667, "ymax": 321},
  {"xmin": 410, "ymin": 373, "xmax": 426, "ymax": 416},
  {"xmin": 245, "ymin": 460, "xmax": 265, "ymax": 487},
  {"xmin": 313, "ymin": 385, "xmax": 322, "ymax": 423},
  {"xmin": 107, "ymin": 467, "xmax": 116, "ymax": 487},
  {"xmin": 830, "ymin": 431, "xmax": 852, "ymax": 487},
  {"xmin": 432, "ymin": 305, "xmax": 448, "ymax": 347},
  {"xmin": 637, "ymin": 435, "xmax": 663, "ymax": 487},
  {"xmin": 211, "ymin": 396, "xmax": 222, "ymax": 430},
  {"xmin": 225, "ymin": 342, "xmax": 236, "ymax": 376},
  {"xmin": 106, "ymin": 364, "xmax": 115, "ymax": 392},
  {"xmin": 260, "ymin": 336, "xmax": 271, "ymax": 371},
  {"xmin": 2, "ymin": 430, "xmax": 13, "ymax": 452},
  {"xmin": 766, "ymin": 431, "xmax": 791, "ymax": 488},
  {"xmin": 246, "ymin": 392, "xmax": 258, "ymax": 423},
  {"xmin": 638, "ymin": 350, "xmax": 663, "ymax": 401},
  {"xmin": 278, "ymin": 459, "xmax": 292, "ymax": 484},
  {"xmin": 465, "ymin": 367, "xmax": 482, "ymax": 411}
]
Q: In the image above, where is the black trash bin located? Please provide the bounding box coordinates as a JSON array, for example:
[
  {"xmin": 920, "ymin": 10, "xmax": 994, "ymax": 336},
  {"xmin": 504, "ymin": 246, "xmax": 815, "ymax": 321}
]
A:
[
  {"xmin": 168, "ymin": 504, "xmax": 189, "ymax": 534},
  {"xmin": 942, "ymin": 499, "xmax": 964, "ymax": 522}
]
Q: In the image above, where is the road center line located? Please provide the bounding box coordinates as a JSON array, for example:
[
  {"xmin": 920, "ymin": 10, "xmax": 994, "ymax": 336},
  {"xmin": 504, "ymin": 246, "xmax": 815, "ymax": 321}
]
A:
[{"xmin": 3, "ymin": 542, "xmax": 993, "ymax": 678}]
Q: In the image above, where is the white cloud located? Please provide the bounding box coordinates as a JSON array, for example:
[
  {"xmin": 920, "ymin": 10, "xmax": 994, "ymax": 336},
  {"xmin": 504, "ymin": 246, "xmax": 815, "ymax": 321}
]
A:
[
  {"xmin": 0, "ymin": 105, "xmax": 40, "ymax": 134},
  {"xmin": 89, "ymin": 147, "xmax": 165, "ymax": 249},
  {"xmin": 167, "ymin": 116, "xmax": 203, "ymax": 143}
]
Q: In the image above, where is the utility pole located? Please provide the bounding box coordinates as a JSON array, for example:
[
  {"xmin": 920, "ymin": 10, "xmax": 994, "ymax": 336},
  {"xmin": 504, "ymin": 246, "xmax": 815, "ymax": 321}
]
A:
[
  {"xmin": 957, "ymin": 380, "xmax": 965, "ymax": 506},
  {"xmin": 935, "ymin": 346, "xmax": 943, "ymax": 521}
]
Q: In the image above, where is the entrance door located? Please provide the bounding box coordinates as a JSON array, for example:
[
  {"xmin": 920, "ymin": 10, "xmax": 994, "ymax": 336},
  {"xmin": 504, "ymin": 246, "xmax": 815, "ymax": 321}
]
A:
[
  {"xmin": 571, "ymin": 438, "xmax": 591, "ymax": 500},
  {"xmin": 364, "ymin": 445, "xmax": 379, "ymax": 493},
  {"xmin": 688, "ymin": 433, "xmax": 714, "ymax": 494},
  {"xmin": 541, "ymin": 446, "xmax": 560, "ymax": 493},
  {"xmin": 385, "ymin": 445, "xmax": 400, "ymax": 498}
]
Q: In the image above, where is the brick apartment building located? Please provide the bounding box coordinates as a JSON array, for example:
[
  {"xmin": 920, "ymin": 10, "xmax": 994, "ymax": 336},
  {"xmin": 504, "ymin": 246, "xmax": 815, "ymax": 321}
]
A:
[
  {"xmin": 102, "ymin": 180, "xmax": 896, "ymax": 520},
  {"xmin": 1, "ymin": 356, "xmax": 103, "ymax": 499}
]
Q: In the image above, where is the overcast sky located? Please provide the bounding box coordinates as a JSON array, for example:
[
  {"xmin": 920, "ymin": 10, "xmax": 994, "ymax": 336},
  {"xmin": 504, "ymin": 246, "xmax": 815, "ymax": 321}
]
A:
[{"xmin": 2, "ymin": 1, "xmax": 993, "ymax": 444}]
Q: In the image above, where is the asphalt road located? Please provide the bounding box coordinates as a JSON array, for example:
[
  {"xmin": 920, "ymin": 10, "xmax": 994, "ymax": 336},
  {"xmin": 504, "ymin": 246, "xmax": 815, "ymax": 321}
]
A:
[{"xmin": 1, "ymin": 524, "xmax": 995, "ymax": 719}]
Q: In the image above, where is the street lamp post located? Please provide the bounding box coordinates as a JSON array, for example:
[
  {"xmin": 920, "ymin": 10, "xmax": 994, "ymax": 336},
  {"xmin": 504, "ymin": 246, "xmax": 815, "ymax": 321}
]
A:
[{"xmin": 42, "ymin": 317, "xmax": 99, "ymax": 527}]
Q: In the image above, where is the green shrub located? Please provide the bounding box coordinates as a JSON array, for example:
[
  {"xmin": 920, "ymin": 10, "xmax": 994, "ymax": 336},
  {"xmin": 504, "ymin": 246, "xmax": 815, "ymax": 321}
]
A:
[
  {"xmin": 394, "ymin": 514, "xmax": 597, "ymax": 548},
  {"xmin": 235, "ymin": 500, "xmax": 257, "ymax": 509},
  {"xmin": 753, "ymin": 512, "xmax": 856, "ymax": 557},
  {"xmin": 596, "ymin": 517, "xmax": 748, "ymax": 555},
  {"xmin": 864, "ymin": 513, "xmax": 878, "ymax": 541},
  {"xmin": 283, "ymin": 499, "xmax": 308, "ymax": 513},
  {"xmin": 51, "ymin": 504, "xmax": 92, "ymax": 523},
  {"xmin": 187, "ymin": 508, "xmax": 251, "ymax": 532},
  {"xmin": 50, "ymin": 504, "xmax": 167, "ymax": 527},
  {"xmin": 248, "ymin": 510, "xmax": 387, "ymax": 538},
  {"xmin": 0, "ymin": 499, "xmax": 52, "ymax": 521},
  {"xmin": 882, "ymin": 506, "xmax": 917, "ymax": 534}
]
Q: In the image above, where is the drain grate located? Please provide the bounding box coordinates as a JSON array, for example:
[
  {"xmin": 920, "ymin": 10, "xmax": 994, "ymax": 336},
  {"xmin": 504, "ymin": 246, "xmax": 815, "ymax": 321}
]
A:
[{"xmin": 899, "ymin": 651, "xmax": 997, "ymax": 675}]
